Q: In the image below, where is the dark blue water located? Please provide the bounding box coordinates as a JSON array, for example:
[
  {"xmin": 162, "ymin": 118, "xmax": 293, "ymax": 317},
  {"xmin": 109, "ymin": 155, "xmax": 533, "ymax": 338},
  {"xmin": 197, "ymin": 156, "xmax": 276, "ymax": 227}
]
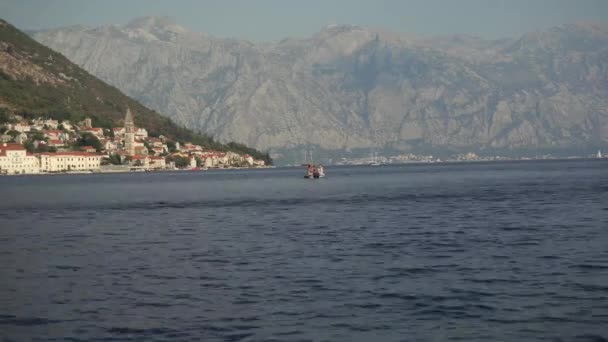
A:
[{"xmin": 1, "ymin": 160, "xmax": 607, "ymax": 342}]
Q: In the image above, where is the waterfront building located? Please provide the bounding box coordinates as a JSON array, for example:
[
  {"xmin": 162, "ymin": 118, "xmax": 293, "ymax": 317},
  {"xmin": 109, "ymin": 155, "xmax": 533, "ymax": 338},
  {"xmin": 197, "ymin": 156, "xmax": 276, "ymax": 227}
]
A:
[
  {"xmin": 38, "ymin": 152, "xmax": 102, "ymax": 172},
  {"xmin": 148, "ymin": 156, "xmax": 166, "ymax": 169},
  {"xmin": 243, "ymin": 155, "xmax": 254, "ymax": 165},
  {"xmin": 0, "ymin": 143, "xmax": 40, "ymax": 175}
]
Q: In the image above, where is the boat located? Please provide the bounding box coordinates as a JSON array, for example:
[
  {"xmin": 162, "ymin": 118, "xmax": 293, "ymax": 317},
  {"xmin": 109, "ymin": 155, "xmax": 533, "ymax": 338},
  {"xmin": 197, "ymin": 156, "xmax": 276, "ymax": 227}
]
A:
[
  {"xmin": 316, "ymin": 165, "xmax": 325, "ymax": 178},
  {"xmin": 598, "ymin": 150, "xmax": 603, "ymax": 159},
  {"xmin": 304, "ymin": 164, "xmax": 325, "ymax": 179},
  {"xmin": 368, "ymin": 151, "xmax": 381, "ymax": 166}
]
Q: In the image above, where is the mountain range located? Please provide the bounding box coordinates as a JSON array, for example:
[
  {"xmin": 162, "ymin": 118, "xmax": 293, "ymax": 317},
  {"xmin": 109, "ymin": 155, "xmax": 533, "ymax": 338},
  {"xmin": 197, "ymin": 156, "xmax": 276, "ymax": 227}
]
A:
[{"xmin": 32, "ymin": 17, "xmax": 608, "ymax": 163}]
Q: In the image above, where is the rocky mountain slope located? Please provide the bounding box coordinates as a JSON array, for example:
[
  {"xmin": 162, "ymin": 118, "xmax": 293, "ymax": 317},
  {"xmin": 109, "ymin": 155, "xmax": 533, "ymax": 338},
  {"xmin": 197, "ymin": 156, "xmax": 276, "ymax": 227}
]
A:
[
  {"xmin": 0, "ymin": 18, "xmax": 271, "ymax": 163},
  {"xmin": 33, "ymin": 17, "xmax": 608, "ymax": 162}
]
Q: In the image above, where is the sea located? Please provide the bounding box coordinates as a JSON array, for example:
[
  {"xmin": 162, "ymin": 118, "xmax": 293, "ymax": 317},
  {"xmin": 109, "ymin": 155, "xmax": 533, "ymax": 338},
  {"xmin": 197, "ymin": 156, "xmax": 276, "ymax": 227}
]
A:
[{"xmin": 0, "ymin": 159, "xmax": 607, "ymax": 342}]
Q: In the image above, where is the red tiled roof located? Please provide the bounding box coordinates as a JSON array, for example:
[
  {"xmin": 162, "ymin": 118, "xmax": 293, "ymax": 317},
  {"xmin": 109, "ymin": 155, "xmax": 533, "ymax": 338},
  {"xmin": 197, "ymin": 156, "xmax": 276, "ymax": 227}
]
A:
[
  {"xmin": 38, "ymin": 152, "xmax": 102, "ymax": 157},
  {"xmin": 0, "ymin": 143, "xmax": 26, "ymax": 151}
]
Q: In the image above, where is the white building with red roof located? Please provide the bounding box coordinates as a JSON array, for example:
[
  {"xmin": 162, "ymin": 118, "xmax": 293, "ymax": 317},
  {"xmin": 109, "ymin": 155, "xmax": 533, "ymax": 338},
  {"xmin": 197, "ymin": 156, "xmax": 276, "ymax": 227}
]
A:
[
  {"xmin": 101, "ymin": 139, "xmax": 119, "ymax": 153},
  {"xmin": 80, "ymin": 146, "xmax": 97, "ymax": 153},
  {"xmin": 12, "ymin": 122, "xmax": 31, "ymax": 133},
  {"xmin": 47, "ymin": 139, "xmax": 66, "ymax": 148},
  {"xmin": 135, "ymin": 127, "xmax": 148, "ymax": 139},
  {"xmin": 151, "ymin": 146, "xmax": 165, "ymax": 156},
  {"xmin": 112, "ymin": 127, "xmax": 125, "ymax": 137},
  {"xmin": 44, "ymin": 130, "xmax": 70, "ymax": 141},
  {"xmin": 148, "ymin": 156, "xmax": 166, "ymax": 169},
  {"xmin": 38, "ymin": 152, "xmax": 102, "ymax": 172},
  {"xmin": 243, "ymin": 154, "xmax": 254, "ymax": 165},
  {"xmin": 0, "ymin": 143, "xmax": 40, "ymax": 175}
]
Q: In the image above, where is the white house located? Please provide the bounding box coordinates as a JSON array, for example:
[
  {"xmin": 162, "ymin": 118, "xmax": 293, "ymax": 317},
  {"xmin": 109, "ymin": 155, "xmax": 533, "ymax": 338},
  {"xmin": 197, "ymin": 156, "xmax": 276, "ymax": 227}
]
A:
[
  {"xmin": 15, "ymin": 132, "xmax": 28, "ymax": 144},
  {"xmin": 102, "ymin": 139, "xmax": 119, "ymax": 153},
  {"xmin": 60, "ymin": 121, "xmax": 74, "ymax": 131},
  {"xmin": 112, "ymin": 127, "xmax": 125, "ymax": 137},
  {"xmin": 44, "ymin": 119, "xmax": 59, "ymax": 129},
  {"xmin": 243, "ymin": 155, "xmax": 254, "ymax": 165},
  {"xmin": 135, "ymin": 127, "xmax": 148, "ymax": 139},
  {"xmin": 148, "ymin": 156, "xmax": 166, "ymax": 169},
  {"xmin": 13, "ymin": 123, "xmax": 31, "ymax": 133},
  {"xmin": 0, "ymin": 143, "xmax": 40, "ymax": 175}
]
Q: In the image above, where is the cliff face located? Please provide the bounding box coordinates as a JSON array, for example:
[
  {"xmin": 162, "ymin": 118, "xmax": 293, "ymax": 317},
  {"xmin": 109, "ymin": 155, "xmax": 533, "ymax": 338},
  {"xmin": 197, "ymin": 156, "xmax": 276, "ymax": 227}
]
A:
[{"xmin": 33, "ymin": 18, "xmax": 608, "ymax": 160}]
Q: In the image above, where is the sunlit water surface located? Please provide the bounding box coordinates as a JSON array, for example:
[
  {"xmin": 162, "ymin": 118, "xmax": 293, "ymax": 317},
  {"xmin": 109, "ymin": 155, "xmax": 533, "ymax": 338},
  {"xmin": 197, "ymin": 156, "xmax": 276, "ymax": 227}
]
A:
[{"xmin": 1, "ymin": 160, "xmax": 607, "ymax": 341}]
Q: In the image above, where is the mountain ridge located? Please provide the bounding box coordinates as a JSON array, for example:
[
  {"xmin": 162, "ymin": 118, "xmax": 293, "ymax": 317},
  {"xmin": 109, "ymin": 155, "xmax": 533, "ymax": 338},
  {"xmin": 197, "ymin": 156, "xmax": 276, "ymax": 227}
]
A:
[{"xmin": 32, "ymin": 17, "xmax": 608, "ymax": 163}]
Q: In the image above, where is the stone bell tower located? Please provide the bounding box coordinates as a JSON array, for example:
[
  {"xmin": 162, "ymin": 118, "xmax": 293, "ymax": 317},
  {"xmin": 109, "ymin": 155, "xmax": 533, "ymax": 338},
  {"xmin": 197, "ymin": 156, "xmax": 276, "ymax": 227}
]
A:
[{"xmin": 124, "ymin": 108, "xmax": 135, "ymax": 156}]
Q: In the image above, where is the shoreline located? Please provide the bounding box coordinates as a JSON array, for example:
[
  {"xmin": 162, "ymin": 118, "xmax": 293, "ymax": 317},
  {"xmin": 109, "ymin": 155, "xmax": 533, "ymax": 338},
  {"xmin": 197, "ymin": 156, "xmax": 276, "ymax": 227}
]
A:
[
  {"xmin": 1, "ymin": 157, "xmax": 604, "ymax": 177},
  {"xmin": 0, "ymin": 165, "xmax": 275, "ymax": 176}
]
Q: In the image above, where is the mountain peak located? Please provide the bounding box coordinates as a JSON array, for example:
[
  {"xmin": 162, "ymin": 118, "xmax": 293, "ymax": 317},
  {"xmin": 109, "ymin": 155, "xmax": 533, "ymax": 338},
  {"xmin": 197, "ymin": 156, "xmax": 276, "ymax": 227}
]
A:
[
  {"xmin": 320, "ymin": 24, "xmax": 366, "ymax": 35},
  {"xmin": 123, "ymin": 16, "xmax": 188, "ymax": 41},
  {"xmin": 125, "ymin": 16, "xmax": 178, "ymax": 30}
]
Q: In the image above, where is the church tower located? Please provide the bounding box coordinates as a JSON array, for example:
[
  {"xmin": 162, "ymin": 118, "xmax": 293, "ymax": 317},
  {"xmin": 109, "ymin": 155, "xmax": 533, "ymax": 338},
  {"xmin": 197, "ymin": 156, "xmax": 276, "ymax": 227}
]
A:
[{"xmin": 124, "ymin": 108, "xmax": 135, "ymax": 156}]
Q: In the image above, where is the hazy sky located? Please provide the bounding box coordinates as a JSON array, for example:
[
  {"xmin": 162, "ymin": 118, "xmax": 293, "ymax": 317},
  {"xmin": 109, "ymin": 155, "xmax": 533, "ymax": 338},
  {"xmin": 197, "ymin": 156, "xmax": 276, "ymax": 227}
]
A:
[{"xmin": 1, "ymin": 0, "xmax": 607, "ymax": 41}]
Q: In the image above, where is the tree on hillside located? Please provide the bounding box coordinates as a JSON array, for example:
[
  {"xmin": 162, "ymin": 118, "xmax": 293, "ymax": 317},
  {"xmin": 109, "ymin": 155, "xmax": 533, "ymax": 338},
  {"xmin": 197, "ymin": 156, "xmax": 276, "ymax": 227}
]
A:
[
  {"xmin": 165, "ymin": 154, "xmax": 189, "ymax": 168},
  {"xmin": 107, "ymin": 153, "xmax": 122, "ymax": 165},
  {"xmin": 166, "ymin": 141, "xmax": 177, "ymax": 153},
  {"xmin": 0, "ymin": 108, "xmax": 12, "ymax": 123},
  {"xmin": 143, "ymin": 140, "xmax": 153, "ymax": 155},
  {"xmin": 77, "ymin": 132, "xmax": 102, "ymax": 152},
  {"xmin": 6, "ymin": 130, "xmax": 19, "ymax": 138},
  {"xmin": 30, "ymin": 130, "xmax": 45, "ymax": 142}
]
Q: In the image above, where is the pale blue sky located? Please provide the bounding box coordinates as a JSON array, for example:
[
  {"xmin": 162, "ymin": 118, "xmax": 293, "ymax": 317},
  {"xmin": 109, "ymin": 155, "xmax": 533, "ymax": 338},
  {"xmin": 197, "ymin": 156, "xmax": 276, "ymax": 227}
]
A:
[{"xmin": 1, "ymin": 0, "xmax": 607, "ymax": 41}]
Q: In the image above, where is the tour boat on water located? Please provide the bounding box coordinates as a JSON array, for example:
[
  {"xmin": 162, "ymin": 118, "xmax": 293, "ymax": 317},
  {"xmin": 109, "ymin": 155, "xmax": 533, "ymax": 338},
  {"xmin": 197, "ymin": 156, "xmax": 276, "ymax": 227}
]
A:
[{"xmin": 304, "ymin": 164, "xmax": 325, "ymax": 179}]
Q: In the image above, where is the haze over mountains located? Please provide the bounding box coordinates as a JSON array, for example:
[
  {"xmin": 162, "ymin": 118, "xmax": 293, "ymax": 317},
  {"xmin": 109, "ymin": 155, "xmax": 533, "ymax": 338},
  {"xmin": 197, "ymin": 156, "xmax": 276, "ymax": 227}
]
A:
[{"xmin": 33, "ymin": 16, "xmax": 608, "ymax": 163}]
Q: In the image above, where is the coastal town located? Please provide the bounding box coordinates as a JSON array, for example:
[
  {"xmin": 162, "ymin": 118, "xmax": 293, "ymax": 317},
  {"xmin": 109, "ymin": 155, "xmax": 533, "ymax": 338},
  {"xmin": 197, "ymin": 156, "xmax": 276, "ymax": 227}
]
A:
[{"xmin": 0, "ymin": 108, "xmax": 266, "ymax": 175}]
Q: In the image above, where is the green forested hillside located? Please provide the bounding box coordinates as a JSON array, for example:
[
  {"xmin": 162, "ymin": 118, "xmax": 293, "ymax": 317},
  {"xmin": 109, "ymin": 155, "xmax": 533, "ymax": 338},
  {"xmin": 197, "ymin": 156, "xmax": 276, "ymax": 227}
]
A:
[{"xmin": 0, "ymin": 19, "xmax": 271, "ymax": 164}]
